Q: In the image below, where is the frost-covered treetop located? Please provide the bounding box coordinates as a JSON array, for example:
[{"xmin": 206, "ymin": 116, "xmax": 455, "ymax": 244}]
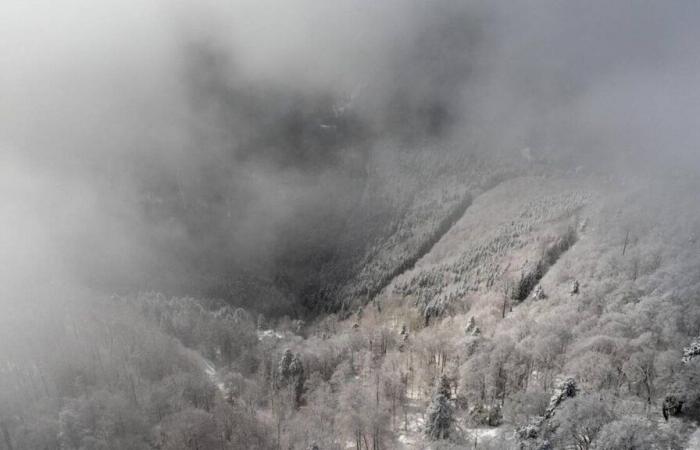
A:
[{"xmin": 682, "ymin": 337, "xmax": 700, "ymax": 364}]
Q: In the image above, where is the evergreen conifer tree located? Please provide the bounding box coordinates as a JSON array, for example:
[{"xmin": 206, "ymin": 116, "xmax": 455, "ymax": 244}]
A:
[{"xmin": 425, "ymin": 375, "xmax": 454, "ymax": 440}]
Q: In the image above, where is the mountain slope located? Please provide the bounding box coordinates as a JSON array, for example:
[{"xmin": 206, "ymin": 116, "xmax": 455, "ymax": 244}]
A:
[
  {"xmin": 339, "ymin": 171, "xmax": 700, "ymax": 448},
  {"xmin": 4, "ymin": 169, "xmax": 700, "ymax": 450}
]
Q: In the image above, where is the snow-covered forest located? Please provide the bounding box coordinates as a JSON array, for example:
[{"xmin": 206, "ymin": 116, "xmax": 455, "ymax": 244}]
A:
[{"xmin": 3, "ymin": 1, "xmax": 700, "ymax": 449}]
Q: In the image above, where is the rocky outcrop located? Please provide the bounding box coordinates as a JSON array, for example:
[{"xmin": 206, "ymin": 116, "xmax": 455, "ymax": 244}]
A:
[
  {"xmin": 532, "ymin": 285, "xmax": 546, "ymax": 300},
  {"xmin": 570, "ymin": 280, "xmax": 579, "ymax": 295},
  {"xmin": 516, "ymin": 378, "xmax": 577, "ymax": 447},
  {"xmin": 543, "ymin": 378, "xmax": 577, "ymax": 420},
  {"xmin": 682, "ymin": 337, "xmax": 700, "ymax": 364},
  {"xmin": 662, "ymin": 395, "xmax": 684, "ymax": 421},
  {"xmin": 659, "ymin": 337, "xmax": 700, "ymax": 421}
]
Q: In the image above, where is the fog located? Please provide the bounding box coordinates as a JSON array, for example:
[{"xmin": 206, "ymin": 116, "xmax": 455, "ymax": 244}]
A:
[{"xmin": 2, "ymin": 0, "xmax": 699, "ymax": 313}]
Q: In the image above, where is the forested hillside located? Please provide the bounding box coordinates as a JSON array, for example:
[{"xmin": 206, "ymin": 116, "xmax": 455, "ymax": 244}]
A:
[
  {"xmin": 4, "ymin": 170, "xmax": 700, "ymax": 449},
  {"xmin": 4, "ymin": 1, "xmax": 700, "ymax": 449}
]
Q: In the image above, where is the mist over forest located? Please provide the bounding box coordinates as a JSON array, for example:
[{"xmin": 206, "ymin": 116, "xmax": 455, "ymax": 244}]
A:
[{"xmin": 2, "ymin": 1, "xmax": 700, "ymax": 449}]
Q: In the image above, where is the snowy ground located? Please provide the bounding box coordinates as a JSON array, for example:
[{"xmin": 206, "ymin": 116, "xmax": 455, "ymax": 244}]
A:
[
  {"xmin": 197, "ymin": 329, "xmax": 282, "ymax": 395},
  {"xmin": 258, "ymin": 329, "xmax": 285, "ymax": 340},
  {"xmin": 393, "ymin": 396, "xmax": 506, "ymax": 449},
  {"xmin": 199, "ymin": 355, "xmax": 227, "ymax": 394},
  {"xmin": 396, "ymin": 398, "xmax": 425, "ymax": 448}
]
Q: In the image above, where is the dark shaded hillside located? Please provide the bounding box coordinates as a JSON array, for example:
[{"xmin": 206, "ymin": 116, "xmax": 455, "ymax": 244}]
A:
[{"xmin": 73, "ymin": 24, "xmax": 497, "ymax": 316}]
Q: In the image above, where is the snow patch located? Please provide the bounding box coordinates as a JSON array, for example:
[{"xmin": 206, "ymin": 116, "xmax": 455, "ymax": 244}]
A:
[
  {"xmin": 464, "ymin": 427, "xmax": 500, "ymax": 439},
  {"xmin": 201, "ymin": 357, "xmax": 226, "ymax": 393},
  {"xmin": 257, "ymin": 329, "xmax": 284, "ymax": 340}
]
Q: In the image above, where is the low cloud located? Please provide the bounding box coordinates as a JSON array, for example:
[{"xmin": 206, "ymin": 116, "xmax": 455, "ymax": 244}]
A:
[{"xmin": 2, "ymin": 0, "xmax": 698, "ymax": 309}]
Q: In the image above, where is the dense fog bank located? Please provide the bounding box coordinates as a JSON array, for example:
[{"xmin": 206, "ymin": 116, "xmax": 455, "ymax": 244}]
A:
[{"xmin": 2, "ymin": 1, "xmax": 700, "ymax": 312}]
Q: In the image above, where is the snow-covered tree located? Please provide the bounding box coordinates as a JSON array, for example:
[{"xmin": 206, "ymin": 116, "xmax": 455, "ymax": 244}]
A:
[
  {"xmin": 289, "ymin": 354, "xmax": 305, "ymax": 406},
  {"xmin": 437, "ymin": 373, "xmax": 452, "ymax": 399},
  {"xmin": 682, "ymin": 337, "xmax": 700, "ymax": 364},
  {"xmin": 278, "ymin": 349, "xmax": 305, "ymax": 407},
  {"xmin": 425, "ymin": 375, "xmax": 454, "ymax": 440}
]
